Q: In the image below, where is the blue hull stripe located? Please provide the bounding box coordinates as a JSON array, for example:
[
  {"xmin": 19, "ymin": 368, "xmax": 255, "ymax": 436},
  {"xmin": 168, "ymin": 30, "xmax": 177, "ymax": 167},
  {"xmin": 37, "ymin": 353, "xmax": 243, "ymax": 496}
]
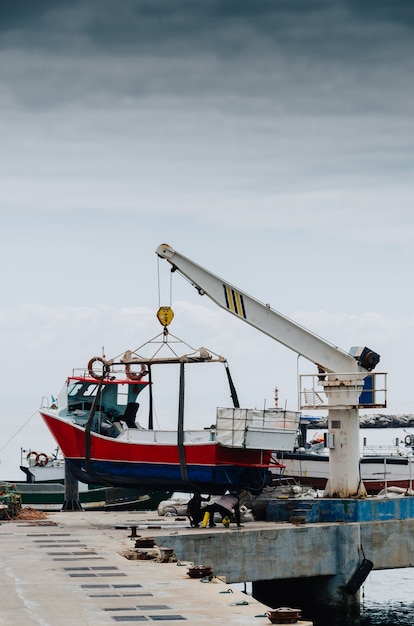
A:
[{"xmin": 66, "ymin": 459, "xmax": 269, "ymax": 493}]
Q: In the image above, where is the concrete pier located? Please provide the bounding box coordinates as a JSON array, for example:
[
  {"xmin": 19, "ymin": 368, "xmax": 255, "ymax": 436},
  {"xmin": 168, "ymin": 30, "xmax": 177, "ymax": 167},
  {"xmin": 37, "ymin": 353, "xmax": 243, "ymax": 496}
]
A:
[
  {"xmin": 2, "ymin": 499, "xmax": 413, "ymax": 625},
  {"xmin": 153, "ymin": 498, "xmax": 414, "ymax": 626},
  {"xmin": 0, "ymin": 510, "xmax": 313, "ymax": 626}
]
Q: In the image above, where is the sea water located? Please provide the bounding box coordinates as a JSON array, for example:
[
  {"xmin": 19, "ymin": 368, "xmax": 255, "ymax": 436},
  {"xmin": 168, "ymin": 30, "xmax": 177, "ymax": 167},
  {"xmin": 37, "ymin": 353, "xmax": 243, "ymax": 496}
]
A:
[{"xmin": 361, "ymin": 568, "xmax": 414, "ymax": 625}]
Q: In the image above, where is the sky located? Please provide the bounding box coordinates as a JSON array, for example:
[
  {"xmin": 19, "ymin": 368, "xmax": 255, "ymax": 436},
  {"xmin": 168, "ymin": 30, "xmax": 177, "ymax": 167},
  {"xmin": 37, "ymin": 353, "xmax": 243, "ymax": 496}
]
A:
[{"xmin": 1, "ymin": 0, "xmax": 414, "ymax": 479}]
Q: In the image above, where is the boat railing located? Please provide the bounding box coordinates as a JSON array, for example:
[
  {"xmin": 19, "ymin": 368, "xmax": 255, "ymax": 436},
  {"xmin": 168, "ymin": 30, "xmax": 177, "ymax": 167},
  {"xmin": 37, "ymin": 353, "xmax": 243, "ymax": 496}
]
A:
[
  {"xmin": 363, "ymin": 455, "xmax": 414, "ymax": 496},
  {"xmin": 40, "ymin": 396, "xmax": 50, "ymax": 409},
  {"xmin": 119, "ymin": 429, "xmax": 214, "ymax": 444},
  {"xmin": 362, "ymin": 443, "xmax": 412, "ymax": 458},
  {"xmin": 299, "ymin": 372, "xmax": 387, "ymax": 410}
]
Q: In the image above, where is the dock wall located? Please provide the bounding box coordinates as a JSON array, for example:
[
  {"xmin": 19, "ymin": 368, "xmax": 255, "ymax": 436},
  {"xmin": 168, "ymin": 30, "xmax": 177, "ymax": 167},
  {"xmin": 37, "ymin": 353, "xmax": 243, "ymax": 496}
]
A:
[
  {"xmin": 157, "ymin": 518, "xmax": 414, "ymax": 582},
  {"xmin": 156, "ymin": 513, "xmax": 414, "ymax": 625}
]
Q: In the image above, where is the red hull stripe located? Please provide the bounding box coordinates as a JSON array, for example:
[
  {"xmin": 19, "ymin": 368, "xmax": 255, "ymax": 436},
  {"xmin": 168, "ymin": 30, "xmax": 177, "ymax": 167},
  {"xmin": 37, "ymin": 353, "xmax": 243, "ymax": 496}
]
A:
[{"xmin": 40, "ymin": 413, "xmax": 272, "ymax": 467}]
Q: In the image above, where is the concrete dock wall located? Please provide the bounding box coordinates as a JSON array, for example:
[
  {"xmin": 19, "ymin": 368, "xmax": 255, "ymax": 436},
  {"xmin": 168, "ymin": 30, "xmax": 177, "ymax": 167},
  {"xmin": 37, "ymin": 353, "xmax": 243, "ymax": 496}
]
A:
[
  {"xmin": 157, "ymin": 518, "xmax": 414, "ymax": 583},
  {"xmin": 156, "ymin": 515, "xmax": 414, "ymax": 626}
]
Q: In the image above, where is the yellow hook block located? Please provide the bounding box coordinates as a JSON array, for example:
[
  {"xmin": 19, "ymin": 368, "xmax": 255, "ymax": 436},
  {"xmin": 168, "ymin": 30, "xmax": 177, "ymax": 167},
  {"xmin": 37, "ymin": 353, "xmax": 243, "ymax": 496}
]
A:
[{"xmin": 157, "ymin": 306, "xmax": 174, "ymax": 327}]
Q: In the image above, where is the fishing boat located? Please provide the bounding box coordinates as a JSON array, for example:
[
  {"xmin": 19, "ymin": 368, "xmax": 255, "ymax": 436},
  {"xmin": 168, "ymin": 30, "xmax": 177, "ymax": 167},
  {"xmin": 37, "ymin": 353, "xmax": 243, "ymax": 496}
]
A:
[
  {"xmin": 274, "ymin": 419, "xmax": 414, "ymax": 494},
  {"xmin": 38, "ymin": 322, "xmax": 300, "ymax": 495},
  {"xmin": 12, "ymin": 447, "xmax": 172, "ymax": 512}
]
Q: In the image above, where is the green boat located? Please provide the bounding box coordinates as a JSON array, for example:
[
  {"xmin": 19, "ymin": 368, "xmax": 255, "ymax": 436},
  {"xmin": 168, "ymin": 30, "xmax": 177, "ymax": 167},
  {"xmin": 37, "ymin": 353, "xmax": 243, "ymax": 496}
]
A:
[{"xmin": 8, "ymin": 448, "xmax": 172, "ymax": 512}]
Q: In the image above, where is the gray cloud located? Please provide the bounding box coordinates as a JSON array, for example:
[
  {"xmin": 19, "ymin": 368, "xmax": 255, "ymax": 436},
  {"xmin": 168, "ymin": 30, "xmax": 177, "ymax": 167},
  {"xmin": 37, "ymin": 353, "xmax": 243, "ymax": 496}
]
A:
[
  {"xmin": 1, "ymin": 0, "xmax": 413, "ymax": 238},
  {"xmin": 2, "ymin": 2, "xmax": 413, "ymax": 83}
]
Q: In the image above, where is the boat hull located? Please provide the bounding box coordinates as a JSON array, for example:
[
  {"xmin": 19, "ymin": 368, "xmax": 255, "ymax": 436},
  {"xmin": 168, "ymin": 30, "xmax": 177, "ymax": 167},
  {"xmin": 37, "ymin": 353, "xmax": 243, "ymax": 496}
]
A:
[
  {"xmin": 40, "ymin": 411, "xmax": 273, "ymax": 494},
  {"xmin": 11, "ymin": 482, "xmax": 171, "ymax": 512}
]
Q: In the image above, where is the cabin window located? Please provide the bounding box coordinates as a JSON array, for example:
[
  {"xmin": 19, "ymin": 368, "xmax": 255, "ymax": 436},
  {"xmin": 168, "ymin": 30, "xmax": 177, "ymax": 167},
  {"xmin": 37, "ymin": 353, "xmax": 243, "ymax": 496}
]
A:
[
  {"xmin": 83, "ymin": 383, "xmax": 101, "ymax": 397},
  {"xmin": 68, "ymin": 383, "xmax": 101, "ymax": 398},
  {"xmin": 68, "ymin": 383, "xmax": 83, "ymax": 397}
]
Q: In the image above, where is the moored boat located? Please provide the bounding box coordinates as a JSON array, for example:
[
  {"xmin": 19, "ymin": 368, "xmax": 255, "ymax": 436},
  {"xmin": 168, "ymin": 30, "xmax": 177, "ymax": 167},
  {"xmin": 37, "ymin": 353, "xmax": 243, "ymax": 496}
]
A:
[
  {"xmin": 13, "ymin": 447, "xmax": 172, "ymax": 512},
  {"xmin": 274, "ymin": 450, "xmax": 414, "ymax": 494},
  {"xmin": 274, "ymin": 421, "xmax": 414, "ymax": 494}
]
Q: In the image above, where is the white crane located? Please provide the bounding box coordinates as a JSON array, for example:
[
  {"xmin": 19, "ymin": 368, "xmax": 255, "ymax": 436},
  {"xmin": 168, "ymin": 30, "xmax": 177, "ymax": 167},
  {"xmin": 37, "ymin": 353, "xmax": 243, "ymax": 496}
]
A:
[{"xmin": 156, "ymin": 243, "xmax": 385, "ymax": 498}]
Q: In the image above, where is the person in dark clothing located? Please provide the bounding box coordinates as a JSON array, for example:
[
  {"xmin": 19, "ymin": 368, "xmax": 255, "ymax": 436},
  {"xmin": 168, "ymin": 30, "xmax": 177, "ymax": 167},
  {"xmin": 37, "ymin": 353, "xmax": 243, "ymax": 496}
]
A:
[
  {"xmin": 203, "ymin": 492, "xmax": 241, "ymax": 528},
  {"xmin": 186, "ymin": 492, "xmax": 210, "ymax": 528}
]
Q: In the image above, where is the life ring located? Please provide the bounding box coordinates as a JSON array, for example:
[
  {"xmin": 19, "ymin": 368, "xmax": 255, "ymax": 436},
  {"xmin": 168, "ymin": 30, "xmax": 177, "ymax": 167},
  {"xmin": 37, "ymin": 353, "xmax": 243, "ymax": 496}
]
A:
[
  {"xmin": 88, "ymin": 357, "xmax": 110, "ymax": 380},
  {"xmin": 36, "ymin": 452, "xmax": 49, "ymax": 467},
  {"xmin": 405, "ymin": 434, "xmax": 414, "ymax": 446},
  {"xmin": 125, "ymin": 362, "xmax": 148, "ymax": 381},
  {"xmin": 26, "ymin": 451, "xmax": 37, "ymax": 462}
]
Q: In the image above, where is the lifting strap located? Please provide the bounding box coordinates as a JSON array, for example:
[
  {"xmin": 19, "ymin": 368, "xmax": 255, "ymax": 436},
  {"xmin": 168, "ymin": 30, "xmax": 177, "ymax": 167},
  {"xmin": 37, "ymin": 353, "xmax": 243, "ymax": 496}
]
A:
[
  {"xmin": 177, "ymin": 361, "xmax": 189, "ymax": 483},
  {"xmin": 225, "ymin": 361, "xmax": 240, "ymax": 408}
]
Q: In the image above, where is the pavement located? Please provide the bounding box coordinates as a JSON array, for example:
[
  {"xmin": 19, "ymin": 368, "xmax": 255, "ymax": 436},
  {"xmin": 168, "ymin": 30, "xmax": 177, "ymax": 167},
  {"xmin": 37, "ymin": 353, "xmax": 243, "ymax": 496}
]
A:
[{"xmin": 0, "ymin": 509, "xmax": 312, "ymax": 625}]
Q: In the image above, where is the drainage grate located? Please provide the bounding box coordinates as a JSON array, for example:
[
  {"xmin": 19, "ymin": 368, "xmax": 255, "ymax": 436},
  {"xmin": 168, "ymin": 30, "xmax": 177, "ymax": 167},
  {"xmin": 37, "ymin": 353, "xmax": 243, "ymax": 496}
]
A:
[
  {"xmin": 88, "ymin": 593, "xmax": 153, "ymax": 598},
  {"xmin": 102, "ymin": 606, "xmax": 136, "ymax": 611},
  {"xmin": 65, "ymin": 566, "xmax": 126, "ymax": 578},
  {"xmin": 66, "ymin": 567, "xmax": 119, "ymax": 571},
  {"xmin": 148, "ymin": 616, "xmax": 186, "ymax": 621},
  {"xmin": 111, "ymin": 618, "xmax": 148, "ymax": 622},
  {"xmin": 52, "ymin": 557, "xmax": 104, "ymax": 562},
  {"xmin": 90, "ymin": 593, "xmax": 121, "ymax": 597},
  {"xmin": 26, "ymin": 533, "xmax": 70, "ymax": 537},
  {"xmin": 137, "ymin": 606, "xmax": 170, "ymax": 611},
  {"xmin": 48, "ymin": 550, "xmax": 98, "ymax": 556},
  {"xmin": 80, "ymin": 584, "xmax": 144, "ymax": 590},
  {"xmin": 19, "ymin": 520, "xmax": 57, "ymax": 528},
  {"xmin": 33, "ymin": 538, "xmax": 81, "ymax": 542},
  {"xmin": 33, "ymin": 541, "xmax": 85, "ymax": 545}
]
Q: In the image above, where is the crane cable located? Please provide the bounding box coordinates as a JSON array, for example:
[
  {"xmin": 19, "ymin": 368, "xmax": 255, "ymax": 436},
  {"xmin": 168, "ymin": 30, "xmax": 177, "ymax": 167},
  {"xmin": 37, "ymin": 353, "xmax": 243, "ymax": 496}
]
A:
[{"xmin": 157, "ymin": 254, "xmax": 173, "ymax": 309}]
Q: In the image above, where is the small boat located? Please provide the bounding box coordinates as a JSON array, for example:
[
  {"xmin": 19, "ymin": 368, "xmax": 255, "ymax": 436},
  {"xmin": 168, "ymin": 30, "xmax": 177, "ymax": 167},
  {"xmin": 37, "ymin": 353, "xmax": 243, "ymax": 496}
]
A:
[
  {"xmin": 12, "ymin": 447, "xmax": 172, "ymax": 512},
  {"xmin": 38, "ymin": 325, "xmax": 300, "ymax": 495},
  {"xmin": 241, "ymin": 478, "xmax": 318, "ymax": 520}
]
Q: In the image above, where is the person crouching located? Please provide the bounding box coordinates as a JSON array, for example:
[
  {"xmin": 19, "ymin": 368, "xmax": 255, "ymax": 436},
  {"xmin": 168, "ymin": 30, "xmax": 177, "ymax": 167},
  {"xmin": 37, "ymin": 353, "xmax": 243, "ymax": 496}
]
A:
[{"xmin": 202, "ymin": 491, "xmax": 241, "ymax": 528}]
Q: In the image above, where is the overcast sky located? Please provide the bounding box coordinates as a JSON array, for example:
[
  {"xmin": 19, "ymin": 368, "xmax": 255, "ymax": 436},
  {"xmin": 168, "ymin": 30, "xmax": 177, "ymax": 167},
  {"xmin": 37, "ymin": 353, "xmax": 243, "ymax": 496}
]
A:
[{"xmin": 1, "ymin": 0, "xmax": 414, "ymax": 478}]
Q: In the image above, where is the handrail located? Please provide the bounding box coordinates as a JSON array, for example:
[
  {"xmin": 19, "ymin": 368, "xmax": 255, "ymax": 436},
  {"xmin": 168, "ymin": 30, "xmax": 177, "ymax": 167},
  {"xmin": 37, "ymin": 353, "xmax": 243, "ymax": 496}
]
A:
[{"xmin": 299, "ymin": 372, "xmax": 387, "ymax": 410}]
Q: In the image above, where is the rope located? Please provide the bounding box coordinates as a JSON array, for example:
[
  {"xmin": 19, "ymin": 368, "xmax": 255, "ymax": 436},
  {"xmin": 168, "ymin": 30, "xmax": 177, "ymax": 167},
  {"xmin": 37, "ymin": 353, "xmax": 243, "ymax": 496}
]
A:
[
  {"xmin": 0, "ymin": 411, "xmax": 38, "ymax": 454},
  {"xmin": 360, "ymin": 543, "xmax": 367, "ymax": 560}
]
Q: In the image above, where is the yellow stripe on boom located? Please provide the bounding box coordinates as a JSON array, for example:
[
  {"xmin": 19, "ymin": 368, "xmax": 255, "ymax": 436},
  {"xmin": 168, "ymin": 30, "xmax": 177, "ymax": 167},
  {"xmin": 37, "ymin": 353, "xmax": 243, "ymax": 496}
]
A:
[{"xmin": 223, "ymin": 285, "xmax": 246, "ymax": 319}]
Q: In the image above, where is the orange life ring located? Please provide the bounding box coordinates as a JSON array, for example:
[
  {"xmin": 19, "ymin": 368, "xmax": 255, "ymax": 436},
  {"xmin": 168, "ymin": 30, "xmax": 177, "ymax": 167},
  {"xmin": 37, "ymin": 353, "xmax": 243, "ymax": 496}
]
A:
[
  {"xmin": 26, "ymin": 451, "xmax": 37, "ymax": 462},
  {"xmin": 36, "ymin": 452, "xmax": 49, "ymax": 467},
  {"xmin": 88, "ymin": 357, "xmax": 110, "ymax": 380},
  {"xmin": 125, "ymin": 362, "xmax": 148, "ymax": 381}
]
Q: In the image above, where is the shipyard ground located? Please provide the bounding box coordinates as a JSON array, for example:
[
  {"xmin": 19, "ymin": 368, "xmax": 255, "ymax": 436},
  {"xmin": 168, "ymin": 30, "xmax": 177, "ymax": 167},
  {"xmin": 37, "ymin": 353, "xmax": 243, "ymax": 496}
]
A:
[{"xmin": 0, "ymin": 509, "xmax": 312, "ymax": 626}]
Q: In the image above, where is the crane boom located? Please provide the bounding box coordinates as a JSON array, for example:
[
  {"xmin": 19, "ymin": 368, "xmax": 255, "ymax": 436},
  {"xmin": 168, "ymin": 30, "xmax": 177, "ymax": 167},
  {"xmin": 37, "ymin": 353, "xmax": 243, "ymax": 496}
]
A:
[
  {"xmin": 156, "ymin": 242, "xmax": 383, "ymax": 498},
  {"xmin": 156, "ymin": 243, "xmax": 362, "ymax": 376}
]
